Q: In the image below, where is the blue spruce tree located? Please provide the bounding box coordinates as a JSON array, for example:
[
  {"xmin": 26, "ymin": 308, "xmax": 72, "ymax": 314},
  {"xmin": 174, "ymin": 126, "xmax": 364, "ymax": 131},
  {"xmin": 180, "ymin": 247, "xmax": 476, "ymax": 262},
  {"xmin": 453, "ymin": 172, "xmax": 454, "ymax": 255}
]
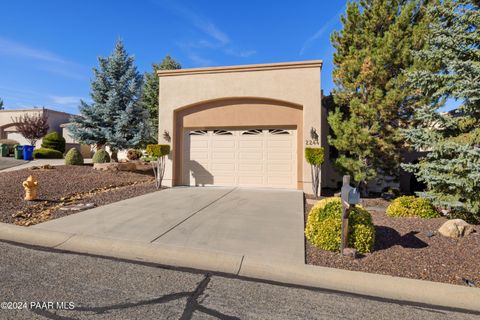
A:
[
  {"xmin": 70, "ymin": 40, "xmax": 150, "ymax": 161},
  {"xmin": 403, "ymin": 0, "xmax": 480, "ymax": 222}
]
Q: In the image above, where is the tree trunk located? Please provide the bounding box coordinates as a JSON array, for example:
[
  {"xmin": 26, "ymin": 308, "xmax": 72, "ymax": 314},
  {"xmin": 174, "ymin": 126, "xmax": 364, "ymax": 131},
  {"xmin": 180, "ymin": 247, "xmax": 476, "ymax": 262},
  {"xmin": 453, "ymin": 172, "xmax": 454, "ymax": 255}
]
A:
[{"xmin": 110, "ymin": 149, "xmax": 119, "ymax": 162}]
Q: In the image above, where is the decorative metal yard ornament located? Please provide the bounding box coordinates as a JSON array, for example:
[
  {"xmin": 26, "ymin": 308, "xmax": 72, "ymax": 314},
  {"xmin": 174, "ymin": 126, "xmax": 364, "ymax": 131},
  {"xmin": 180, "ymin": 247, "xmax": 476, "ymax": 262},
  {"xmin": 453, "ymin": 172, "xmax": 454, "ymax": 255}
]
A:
[
  {"xmin": 163, "ymin": 130, "xmax": 171, "ymax": 142},
  {"xmin": 340, "ymin": 175, "xmax": 360, "ymax": 254},
  {"xmin": 310, "ymin": 127, "xmax": 319, "ymax": 141},
  {"xmin": 23, "ymin": 175, "xmax": 38, "ymax": 201}
]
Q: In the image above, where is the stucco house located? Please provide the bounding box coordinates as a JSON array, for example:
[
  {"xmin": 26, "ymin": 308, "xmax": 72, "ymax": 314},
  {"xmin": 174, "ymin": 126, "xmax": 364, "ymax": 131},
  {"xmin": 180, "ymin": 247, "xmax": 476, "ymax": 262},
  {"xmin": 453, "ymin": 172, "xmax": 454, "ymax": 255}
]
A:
[
  {"xmin": 0, "ymin": 108, "xmax": 72, "ymax": 148},
  {"xmin": 157, "ymin": 60, "xmax": 339, "ymax": 193}
]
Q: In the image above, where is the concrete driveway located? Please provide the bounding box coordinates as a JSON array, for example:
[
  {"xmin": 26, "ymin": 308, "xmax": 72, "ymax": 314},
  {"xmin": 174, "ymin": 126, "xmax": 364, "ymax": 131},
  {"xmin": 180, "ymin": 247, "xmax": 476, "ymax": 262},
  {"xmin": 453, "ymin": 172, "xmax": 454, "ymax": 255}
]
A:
[{"xmin": 33, "ymin": 187, "xmax": 305, "ymax": 264}]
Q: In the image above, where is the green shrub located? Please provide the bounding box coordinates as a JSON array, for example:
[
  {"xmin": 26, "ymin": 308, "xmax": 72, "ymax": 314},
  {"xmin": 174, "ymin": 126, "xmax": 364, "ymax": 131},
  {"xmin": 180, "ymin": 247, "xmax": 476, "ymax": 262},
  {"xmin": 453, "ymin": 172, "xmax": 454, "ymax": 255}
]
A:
[
  {"xmin": 33, "ymin": 147, "xmax": 63, "ymax": 159},
  {"xmin": 41, "ymin": 131, "xmax": 66, "ymax": 153},
  {"xmin": 127, "ymin": 149, "xmax": 143, "ymax": 160},
  {"xmin": 386, "ymin": 196, "xmax": 440, "ymax": 218},
  {"xmin": 64, "ymin": 148, "xmax": 84, "ymax": 165},
  {"xmin": 146, "ymin": 144, "xmax": 170, "ymax": 158},
  {"xmin": 92, "ymin": 149, "xmax": 110, "ymax": 163},
  {"xmin": 305, "ymin": 197, "xmax": 375, "ymax": 253},
  {"xmin": 305, "ymin": 147, "xmax": 325, "ymax": 166}
]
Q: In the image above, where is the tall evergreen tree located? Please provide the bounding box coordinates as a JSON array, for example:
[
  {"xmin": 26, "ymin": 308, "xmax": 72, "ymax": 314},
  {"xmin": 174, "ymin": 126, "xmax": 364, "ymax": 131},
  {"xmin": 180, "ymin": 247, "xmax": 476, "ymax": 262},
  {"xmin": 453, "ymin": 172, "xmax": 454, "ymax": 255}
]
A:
[
  {"xmin": 328, "ymin": 0, "xmax": 431, "ymax": 191},
  {"xmin": 403, "ymin": 0, "xmax": 480, "ymax": 222},
  {"xmin": 140, "ymin": 55, "xmax": 181, "ymax": 142},
  {"xmin": 70, "ymin": 40, "xmax": 150, "ymax": 161}
]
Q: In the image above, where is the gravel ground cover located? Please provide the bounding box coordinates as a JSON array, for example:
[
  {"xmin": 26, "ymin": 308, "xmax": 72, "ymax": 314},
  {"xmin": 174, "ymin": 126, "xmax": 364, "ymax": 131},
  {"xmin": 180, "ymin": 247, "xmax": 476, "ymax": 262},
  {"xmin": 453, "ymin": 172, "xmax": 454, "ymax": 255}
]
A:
[
  {"xmin": 0, "ymin": 165, "xmax": 158, "ymax": 225},
  {"xmin": 305, "ymin": 198, "xmax": 480, "ymax": 286}
]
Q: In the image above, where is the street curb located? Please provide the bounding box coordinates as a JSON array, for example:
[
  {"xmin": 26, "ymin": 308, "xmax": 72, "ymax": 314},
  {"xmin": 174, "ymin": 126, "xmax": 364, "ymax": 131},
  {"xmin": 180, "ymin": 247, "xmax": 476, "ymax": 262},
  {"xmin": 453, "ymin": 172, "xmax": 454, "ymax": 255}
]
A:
[{"xmin": 0, "ymin": 222, "xmax": 479, "ymax": 312}]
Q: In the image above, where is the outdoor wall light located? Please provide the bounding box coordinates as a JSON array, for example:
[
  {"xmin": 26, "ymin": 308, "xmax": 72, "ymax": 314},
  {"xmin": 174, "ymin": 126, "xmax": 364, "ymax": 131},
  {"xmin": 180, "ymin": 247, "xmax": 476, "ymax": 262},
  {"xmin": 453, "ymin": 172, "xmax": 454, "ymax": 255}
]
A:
[{"xmin": 163, "ymin": 130, "xmax": 171, "ymax": 142}]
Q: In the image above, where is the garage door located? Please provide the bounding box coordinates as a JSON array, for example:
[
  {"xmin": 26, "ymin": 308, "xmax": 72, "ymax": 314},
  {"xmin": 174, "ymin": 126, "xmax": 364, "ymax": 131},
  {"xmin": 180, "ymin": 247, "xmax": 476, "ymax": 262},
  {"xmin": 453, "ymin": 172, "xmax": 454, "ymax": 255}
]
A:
[{"xmin": 183, "ymin": 128, "xmax": 296, "ymax": 188}]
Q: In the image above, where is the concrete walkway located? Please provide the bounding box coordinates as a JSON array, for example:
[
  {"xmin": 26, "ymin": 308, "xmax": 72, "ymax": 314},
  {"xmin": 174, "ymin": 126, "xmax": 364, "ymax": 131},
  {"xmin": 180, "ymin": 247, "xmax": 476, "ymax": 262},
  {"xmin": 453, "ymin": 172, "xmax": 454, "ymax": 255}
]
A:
[
  {"xmin": 0, "ymin": 157, "xmax": 27, "ymax": 170},
  {"xmin": 33, "ymin": 187, "xmax": 305, "ymax": 264},
  {"xmin": 0, "ymin": 158, "xmax": 92, "ymax": 172}
]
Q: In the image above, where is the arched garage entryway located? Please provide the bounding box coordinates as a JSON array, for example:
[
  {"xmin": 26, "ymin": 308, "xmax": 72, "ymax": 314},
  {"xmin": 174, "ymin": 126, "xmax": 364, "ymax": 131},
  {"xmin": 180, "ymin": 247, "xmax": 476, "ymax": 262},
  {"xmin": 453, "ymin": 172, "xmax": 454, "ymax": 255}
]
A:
[{"xmin": 173, "ymin": 97, "xmax": 303, "ymax": 189}]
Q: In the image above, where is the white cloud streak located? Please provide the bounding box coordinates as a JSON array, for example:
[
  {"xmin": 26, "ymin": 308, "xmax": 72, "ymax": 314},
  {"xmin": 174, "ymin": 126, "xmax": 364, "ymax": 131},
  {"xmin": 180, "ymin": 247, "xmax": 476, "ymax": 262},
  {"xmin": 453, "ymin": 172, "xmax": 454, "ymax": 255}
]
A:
[
  {"xmin": 300, "ymin": 6, "xmax": 345, "ymax": 56},
  {"xmin": 0, "ymin": 36, "xmax": 88, "ymax": 80},
  {"xmin": 152, "ymin": 0, "xmax": 255, "ymax": 65},
  {"xmin": 49, "ymin": 95, "xmax": 83, "ymax": 105}
]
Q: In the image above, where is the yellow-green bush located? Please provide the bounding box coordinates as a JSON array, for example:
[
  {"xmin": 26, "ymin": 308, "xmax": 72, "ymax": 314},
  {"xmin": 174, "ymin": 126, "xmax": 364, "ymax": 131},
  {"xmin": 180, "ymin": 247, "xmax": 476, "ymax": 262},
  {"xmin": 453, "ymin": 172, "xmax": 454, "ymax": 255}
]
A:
[
  {"xmin": 305, "ymin": 197, "xmax": 375, "ymax": 253},
  {"xmin": 386, "ymin": 196, "xmax": 439, "ymax": 218}
]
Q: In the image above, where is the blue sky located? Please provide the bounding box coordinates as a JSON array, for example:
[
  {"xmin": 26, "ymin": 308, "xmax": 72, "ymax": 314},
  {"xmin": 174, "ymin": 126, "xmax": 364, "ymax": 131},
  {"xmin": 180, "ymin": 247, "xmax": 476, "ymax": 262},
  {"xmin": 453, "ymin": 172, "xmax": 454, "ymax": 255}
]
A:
[{"xmin": 0, "ymin": 0, "xmax": 346, "ymax": 114}]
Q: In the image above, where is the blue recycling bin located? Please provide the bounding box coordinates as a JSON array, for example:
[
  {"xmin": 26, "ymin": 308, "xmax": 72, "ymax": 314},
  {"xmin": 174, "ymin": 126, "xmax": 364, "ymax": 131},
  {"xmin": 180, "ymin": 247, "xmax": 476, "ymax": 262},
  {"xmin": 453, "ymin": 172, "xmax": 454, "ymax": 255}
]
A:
[{"xmin": 23, "ymin": 145, "xmax": 35, "ymax": 161}]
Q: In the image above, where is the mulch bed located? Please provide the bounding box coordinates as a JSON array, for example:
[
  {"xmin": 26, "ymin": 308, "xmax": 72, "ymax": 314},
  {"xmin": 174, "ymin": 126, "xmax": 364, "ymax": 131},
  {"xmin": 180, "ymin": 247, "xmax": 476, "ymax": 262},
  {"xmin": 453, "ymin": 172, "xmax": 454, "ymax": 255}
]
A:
[
  {"xmin": 305, "ymin": 198, "xmax": 480, "ymax": 287},
  {"xmin": 0, "ymin": 165, "xmax": 159, "ymax": 226}
]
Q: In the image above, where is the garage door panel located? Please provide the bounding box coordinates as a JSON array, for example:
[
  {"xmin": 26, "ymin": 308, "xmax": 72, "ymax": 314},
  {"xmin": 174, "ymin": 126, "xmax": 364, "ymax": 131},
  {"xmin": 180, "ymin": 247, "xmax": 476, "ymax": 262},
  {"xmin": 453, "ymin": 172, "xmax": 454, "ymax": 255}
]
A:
[
  {"xmin": 238, "ymin": 176, "xmax": 264, "ymax": 185},
  {"xmin": 212, "ymin": 140, "xmax": 235, "ymax": 148},
  {"xmin": 267, "ymin": 153, "xmax": 294, "ymax": 160},
  {"xmin": 212, "ymin": 152, "xmax": 235, "ymax": 160},
  {"xmin": 211, "ymin": 163, "xmax": 236, "ymax": 171},
  {"xmin": 238, "ymin": 163, "xmax": 263, "ymax": 172},
  {"xmin": 184, "ymin": 129, "xmax": 296, "ymax": 188}
]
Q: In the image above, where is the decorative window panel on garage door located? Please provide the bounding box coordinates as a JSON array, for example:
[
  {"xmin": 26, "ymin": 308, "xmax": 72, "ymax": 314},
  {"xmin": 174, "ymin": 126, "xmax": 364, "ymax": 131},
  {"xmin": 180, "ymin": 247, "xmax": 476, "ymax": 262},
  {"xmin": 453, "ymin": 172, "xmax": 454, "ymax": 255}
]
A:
[{"xmin": 183, "ymin": 129, "xmax": 297, "ymax": 188}]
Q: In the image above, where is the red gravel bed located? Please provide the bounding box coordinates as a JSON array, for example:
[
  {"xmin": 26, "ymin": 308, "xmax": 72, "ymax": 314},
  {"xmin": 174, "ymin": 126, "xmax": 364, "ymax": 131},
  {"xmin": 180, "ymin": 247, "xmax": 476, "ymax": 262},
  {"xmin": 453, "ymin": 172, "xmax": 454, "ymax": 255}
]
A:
[
  {"xmin": 0, "ymin": 165, "xmax": 159, "ymax": 225},
  {"xmin": 305, "ymin": 198, "xmax": 480, "ymax": 286}
]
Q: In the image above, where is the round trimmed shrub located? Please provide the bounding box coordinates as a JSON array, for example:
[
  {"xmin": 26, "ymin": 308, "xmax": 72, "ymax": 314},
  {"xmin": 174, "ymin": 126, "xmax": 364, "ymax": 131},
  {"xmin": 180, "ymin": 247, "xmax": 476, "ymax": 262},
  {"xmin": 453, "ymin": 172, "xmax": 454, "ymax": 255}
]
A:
[
  {"xmin": 33, "ymin": 147, "xmax": 63, "ymax": 159},
  {"xmin": 386, "ymin": 196, "xmax": 439, "ymax": 218},
  {"xmin": 41, "ymin": 131, "xmax": 66, "ymax": 153},
  {"xmin": 64, "ymin": 148, "xmax": 84, "ymax": 165},
  {"xmin": 305, "ymin": 197, "xmax": 375, "ymax": 253},
  {"xmin": 92, "ymin": 149, "xmax": 110, "ymax": 163},
  {"xmin": 127, "ymin": 149, "xmax": 142, "ymax": 161}
]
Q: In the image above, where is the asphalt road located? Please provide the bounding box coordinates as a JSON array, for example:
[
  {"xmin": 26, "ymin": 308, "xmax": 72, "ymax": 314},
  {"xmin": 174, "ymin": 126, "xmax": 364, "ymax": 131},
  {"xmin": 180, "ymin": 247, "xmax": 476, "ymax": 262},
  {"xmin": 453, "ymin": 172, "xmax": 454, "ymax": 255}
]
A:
[{"xmin": 0, "ymin": 241, "xmax": 477, "ymax": 320}]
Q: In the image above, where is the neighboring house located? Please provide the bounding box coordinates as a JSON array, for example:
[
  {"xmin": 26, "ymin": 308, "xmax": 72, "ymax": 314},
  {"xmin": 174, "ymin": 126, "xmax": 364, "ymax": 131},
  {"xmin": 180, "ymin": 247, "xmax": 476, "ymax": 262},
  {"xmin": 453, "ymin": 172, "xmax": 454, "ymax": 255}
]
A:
[
  {"xmin": 61, "ymin": 123, "xmax": 94, "ymax": 158},
  {"xmin": 0, "ymin": 108, "xmax": 72, "ymax": 148},
  {"xmin": 157, "ymin": 60, "xmax": 339, "ymax": 194}
]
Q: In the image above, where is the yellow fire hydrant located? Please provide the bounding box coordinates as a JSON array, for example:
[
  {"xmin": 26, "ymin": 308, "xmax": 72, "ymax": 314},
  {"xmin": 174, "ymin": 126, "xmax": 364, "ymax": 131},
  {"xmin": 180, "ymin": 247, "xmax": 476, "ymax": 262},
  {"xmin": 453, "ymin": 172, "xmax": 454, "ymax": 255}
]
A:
[{"xmin": 23, "ymin": 175, "xmax": 38, "ymax": 201}]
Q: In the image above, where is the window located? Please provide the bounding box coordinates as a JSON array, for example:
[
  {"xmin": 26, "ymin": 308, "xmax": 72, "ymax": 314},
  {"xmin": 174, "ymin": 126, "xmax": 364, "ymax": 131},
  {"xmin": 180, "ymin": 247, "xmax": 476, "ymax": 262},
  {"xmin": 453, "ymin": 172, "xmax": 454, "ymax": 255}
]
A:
[
  {"xmin": 268, "ymin": 129, "xmax": 290, "ymax": 135},
  {"xmin": 213, "ymin": 130, "xmax": 233, "ymax": 135},
  {"xmin": 242, "ymin": 129, "xmax": 263, "ymax": 135},
  {"xmin": 189, "ymin": 130, "xmax": 208, "ymax": 136}
]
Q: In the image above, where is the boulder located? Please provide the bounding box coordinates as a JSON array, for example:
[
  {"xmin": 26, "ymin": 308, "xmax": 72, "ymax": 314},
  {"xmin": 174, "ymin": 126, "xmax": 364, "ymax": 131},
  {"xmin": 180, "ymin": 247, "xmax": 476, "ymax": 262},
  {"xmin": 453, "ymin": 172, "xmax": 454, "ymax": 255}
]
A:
[
  {"xmin": 93, "ymin": 162, "xmax": 137, "ymax": 171},
  {"xmin": 438, "ymin": 219, "xmax": 475, "ymax": 238}
]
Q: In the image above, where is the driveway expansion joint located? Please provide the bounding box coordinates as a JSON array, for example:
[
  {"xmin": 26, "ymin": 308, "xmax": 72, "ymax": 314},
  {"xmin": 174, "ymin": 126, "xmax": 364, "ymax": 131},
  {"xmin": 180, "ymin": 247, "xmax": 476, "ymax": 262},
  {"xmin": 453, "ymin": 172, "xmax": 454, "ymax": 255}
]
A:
[{"xmin": 149, "ymin": 187, "xmax": 238, "ymax": 243}]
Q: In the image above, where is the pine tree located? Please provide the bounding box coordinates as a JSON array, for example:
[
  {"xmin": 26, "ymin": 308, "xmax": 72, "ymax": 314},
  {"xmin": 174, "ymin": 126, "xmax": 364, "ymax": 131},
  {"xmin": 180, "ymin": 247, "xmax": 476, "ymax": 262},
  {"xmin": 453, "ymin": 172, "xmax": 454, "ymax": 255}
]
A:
[
  {"xmin": 328, "ymin": 0, "xmax": 431, "ymax": 191},
  {"xmin": 403, "ymin": 0, "xmax": 480, "ymax": 222},
  {"xmin": 140, "ymin": 55, "xmax": 181, "ymax": 143},
  {"xmin": 70, "ymin": 40, "xmax": 150, "ymax": 161}
]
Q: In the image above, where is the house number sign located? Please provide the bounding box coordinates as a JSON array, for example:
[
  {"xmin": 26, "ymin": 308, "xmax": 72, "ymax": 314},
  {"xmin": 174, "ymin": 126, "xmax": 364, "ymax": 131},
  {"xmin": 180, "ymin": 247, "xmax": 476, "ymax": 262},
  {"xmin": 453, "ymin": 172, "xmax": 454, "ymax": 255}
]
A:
[{"xmin": 305, "ymin": 139, "xmax": 320, "ymax": 146}]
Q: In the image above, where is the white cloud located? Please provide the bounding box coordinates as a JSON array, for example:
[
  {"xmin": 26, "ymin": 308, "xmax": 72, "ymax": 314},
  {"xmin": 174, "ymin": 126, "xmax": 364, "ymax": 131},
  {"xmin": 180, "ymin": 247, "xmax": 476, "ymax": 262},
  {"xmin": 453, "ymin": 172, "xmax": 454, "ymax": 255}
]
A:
[
  {"xmin": 153, "ymin": 0, "xmax": 255, "ymax": 64},
  {"xmin": 0, "ymin": 37, "xmax": 67, "ymax": 64},
  {"xmin": 0, "ymin": 36, "xmax": 88, "ymax": 80},
  {"xmin": 187, "ymin": 53, "xmax": 213, "ymax": 67},
  {"xmin": 49, "ymin": 95, "xmax": 83, "ymax": 105},
  {"xmin": 300, "ymin": 6, "xmax": 345, "ymax": 56}
]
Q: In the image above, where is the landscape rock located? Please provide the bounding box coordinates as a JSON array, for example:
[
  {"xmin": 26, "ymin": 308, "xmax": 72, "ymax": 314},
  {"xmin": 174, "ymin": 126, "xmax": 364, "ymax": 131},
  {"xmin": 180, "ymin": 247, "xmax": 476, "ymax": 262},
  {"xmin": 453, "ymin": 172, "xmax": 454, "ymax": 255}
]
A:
[
  {"xmin": 438, "ymin": 219, "xmax": 475, "ymax": 238},
  {"xmin": 93, "ymin": 162, "xmax": 137, "ymax": 171},
  {"xmin": 59, "ymin": 203, "xmax": 95, "ymax": 212}
]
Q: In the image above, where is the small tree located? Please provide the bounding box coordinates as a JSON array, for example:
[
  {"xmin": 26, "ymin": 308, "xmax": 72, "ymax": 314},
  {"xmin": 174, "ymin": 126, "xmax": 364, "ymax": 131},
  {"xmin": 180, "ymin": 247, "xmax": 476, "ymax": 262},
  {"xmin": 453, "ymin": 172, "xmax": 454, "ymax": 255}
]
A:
[
  {"xmin": 140, "ymin": 55, "xmax": 181, "ymax": 143},
  {"xmin": 146, "ymin": 144, "xmax": 170, "ymax": 189},
  {"xmin": 12, "ymin": 109, "xmax": 49, "ymax": 146},
  {"xmin": 0, "ymin": 98, "xmax": 4, "ymax": 110},
  {"xmin": 305, "ymin": 147, "xmax": 324, "ymax": 198},
  {"xmin": 70, "ymin": 40, "xmax": 150, "ymax": 161}
]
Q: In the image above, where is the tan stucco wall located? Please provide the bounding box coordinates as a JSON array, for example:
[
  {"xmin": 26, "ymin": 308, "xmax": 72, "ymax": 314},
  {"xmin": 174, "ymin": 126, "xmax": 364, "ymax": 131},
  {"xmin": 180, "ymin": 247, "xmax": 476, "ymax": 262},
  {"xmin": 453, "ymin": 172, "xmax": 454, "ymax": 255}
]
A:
[
  {"xmin": 0, "ymin": 109, "xmax": 72, "ymax": 147},
  {"xmin": 158, "ymin": 60, "xmax": 324, "ymax": 193},
  {"xmin": 175, "ymin": 98, "xmax": 303, "ymax": 188}
]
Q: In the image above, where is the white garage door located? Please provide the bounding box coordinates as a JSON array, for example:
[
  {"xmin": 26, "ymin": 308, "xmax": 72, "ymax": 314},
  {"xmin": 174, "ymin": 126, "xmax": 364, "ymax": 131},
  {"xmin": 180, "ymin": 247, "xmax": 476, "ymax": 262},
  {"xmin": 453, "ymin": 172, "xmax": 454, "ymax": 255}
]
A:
[{"xmin": 183, "ymin": 128, "xmax": 297, "ymax": 188}]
